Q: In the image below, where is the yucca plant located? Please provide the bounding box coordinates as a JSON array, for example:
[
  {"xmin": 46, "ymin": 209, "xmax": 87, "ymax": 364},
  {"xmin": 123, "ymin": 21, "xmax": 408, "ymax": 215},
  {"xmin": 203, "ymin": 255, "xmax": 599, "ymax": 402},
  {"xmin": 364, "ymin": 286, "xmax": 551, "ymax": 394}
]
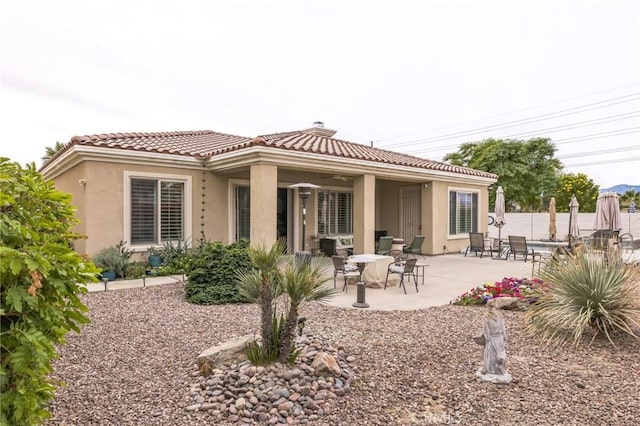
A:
[{"xmin": 526, "ymin": 250, "xmax": 640, "ymax": 347}]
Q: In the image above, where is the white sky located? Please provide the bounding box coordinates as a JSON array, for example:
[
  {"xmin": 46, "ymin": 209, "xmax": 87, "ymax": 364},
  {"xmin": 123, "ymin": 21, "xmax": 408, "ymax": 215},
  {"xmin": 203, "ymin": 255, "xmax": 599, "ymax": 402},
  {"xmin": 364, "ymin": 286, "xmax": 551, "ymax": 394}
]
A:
[{"xmin": 1, "ymin": 0, "xmax": 638, "ymax": 188}]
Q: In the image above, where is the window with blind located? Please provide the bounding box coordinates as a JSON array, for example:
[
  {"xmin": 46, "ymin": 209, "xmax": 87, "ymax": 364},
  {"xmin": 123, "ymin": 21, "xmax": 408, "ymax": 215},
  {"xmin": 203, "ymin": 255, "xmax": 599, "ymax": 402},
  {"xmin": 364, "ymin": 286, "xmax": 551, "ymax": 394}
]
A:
[
  {"xmin": 235, "ymin": 186, "xmax": 250, "ymax": 240},
  {"xmin": 317, "ymin": 190, "xmax": 353, "ymax": 236},
  {"xmin": 449, "ymin": 190, "xmax": 478, "ymax": 235},
  {"xmin": 131, "ymin": 178, "xmax": 184, "ymax": 244}
]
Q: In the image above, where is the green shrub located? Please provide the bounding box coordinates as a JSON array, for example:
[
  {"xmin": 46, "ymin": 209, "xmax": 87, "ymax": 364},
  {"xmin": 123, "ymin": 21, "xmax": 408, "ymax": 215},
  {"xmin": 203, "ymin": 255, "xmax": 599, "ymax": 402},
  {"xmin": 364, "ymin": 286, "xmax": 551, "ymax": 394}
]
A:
[
  {"xmin": 0, "ymin": 158, "xmax": 98, "ymax": 425},
  {"xmin": 526, "ymin": 251, "xmax": 640, "ymax": 346},
  {"xmin": 92, "ymin": 247, "xmax": 125, "ymax": 277},
  {"xmin": 184, "ymin": 240, "xmax": 251, "ymax": 304},
  {"xmin": 125, "ymin": 262, "xmax": 147, "ymax": 279},
  {"xmin": 246, "ymin": 313, "xmax": 284, "ymax": 365},
  {"xmin": 161, "ymin": 237, "xmax": 191, "ymax": 271},
  {"xmin": 91, "ymin": 240, "xmax": 133, "ymax": 279}
]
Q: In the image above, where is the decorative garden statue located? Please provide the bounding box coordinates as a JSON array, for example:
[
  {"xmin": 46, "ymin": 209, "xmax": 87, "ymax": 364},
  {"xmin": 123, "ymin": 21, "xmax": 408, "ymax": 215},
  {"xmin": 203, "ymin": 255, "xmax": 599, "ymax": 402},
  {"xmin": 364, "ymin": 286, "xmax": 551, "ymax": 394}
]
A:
[{"xmin": 473, "ymin": 298, "xmax": 512, "ymax": 384}]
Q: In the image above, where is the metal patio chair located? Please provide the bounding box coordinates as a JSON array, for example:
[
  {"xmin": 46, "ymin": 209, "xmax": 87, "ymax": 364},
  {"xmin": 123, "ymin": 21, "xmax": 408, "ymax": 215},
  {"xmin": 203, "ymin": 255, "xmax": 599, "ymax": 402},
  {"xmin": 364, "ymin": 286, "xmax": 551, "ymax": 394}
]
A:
[
  {"xmin": 403, "ymin": 235, "xmax": 425, "ymax": 258},
  {"xmin": 465, "ymin": 232, "xmax": 494, "ymax": 258},
  {"xmin": 331, "ymin": 255, "xmax": 359, "ymax": 292},
  {"xmin": 384, "ymin": 257, "xmax": 418, "ymax": 294},
  {"xmin": 376, "ymin": 236, "xmax": 394, "ymax": 255}
]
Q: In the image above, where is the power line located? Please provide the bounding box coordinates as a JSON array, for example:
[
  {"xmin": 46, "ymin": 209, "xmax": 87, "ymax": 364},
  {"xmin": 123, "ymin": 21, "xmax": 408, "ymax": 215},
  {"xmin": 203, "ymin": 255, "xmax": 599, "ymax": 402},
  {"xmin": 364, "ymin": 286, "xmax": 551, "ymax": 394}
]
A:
[
  {"xmin": 380, "ymin": 99, "xmax": 640, "ymax": 149},
  {"xmin": 374, "ymin": 82, "xmax": 640, "ymax": 143},
  {"xmin": 490, "ymin": 112, "xmax": 639, "ymax": 140},
  {"xmin": 558, "ymin": 146, "xmax": 640, "ymax": 159},
  {"xmin": 564, "ymin": 157, "xmax": 640, "ymax": 167},
  {"xmin": 553, "ymin": 127, "xmax": 640, "ymax": 144},
  {"xmin": 409, "ymin": 125, "xmax": 640, "ymax": 155}
]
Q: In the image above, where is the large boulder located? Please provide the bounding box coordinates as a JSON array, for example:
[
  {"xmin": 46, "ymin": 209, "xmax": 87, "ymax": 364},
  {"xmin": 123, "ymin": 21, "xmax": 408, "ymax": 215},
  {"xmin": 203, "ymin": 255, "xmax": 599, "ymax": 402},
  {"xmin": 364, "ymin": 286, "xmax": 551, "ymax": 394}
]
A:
[{"xmin": 197, "ymin": 334, "xmax": 255, "ymax": 372}]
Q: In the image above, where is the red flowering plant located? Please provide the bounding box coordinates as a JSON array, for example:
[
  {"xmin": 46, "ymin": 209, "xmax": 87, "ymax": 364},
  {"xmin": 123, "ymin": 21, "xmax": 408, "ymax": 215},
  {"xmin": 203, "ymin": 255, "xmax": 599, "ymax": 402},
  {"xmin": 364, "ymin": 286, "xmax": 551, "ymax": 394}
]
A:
[{"xmin": 452, "ymin": 277, "xmax": 545, "ymax": 306}]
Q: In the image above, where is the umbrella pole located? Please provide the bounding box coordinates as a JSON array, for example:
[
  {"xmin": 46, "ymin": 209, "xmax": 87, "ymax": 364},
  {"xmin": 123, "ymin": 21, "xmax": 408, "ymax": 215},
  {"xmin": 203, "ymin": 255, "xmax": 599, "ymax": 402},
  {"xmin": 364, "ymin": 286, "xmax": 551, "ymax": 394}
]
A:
[
  {"xmin": 492, "ymin": 226, "xmax": 504, "ymax": 260},
  {"xmin": 568, "ymin": 213, "xmax": 572, "ymax": 250}
]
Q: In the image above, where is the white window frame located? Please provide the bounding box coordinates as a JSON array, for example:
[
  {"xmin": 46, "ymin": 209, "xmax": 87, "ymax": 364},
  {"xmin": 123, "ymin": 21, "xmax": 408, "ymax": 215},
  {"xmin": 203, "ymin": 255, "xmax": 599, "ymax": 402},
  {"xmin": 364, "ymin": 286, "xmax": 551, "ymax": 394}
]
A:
[
  {"xmin": 448, "ymin": 187, "xmax": 480, "ymax": 239},
  {"xmin": 124, "ymin": 171, "xmax": 192, "ymax": 251}
]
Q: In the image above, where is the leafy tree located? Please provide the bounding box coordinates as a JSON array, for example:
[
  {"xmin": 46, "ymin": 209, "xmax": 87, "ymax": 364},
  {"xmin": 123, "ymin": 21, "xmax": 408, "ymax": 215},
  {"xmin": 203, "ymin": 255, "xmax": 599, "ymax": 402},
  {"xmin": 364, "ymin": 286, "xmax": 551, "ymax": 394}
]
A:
[
  {"xmin": 444, "ymin": 138, "xmax": 562, "ymax": 211},
  {"xmin": 0, "ymin": 158, "xmax": 98, "ymax": 425},
  {"xmin": 619, "ymin": 190, "xmax": 639, "ymax": 210},
  {"xmin": 40, "ymin": 141, "xmax": 67, "ymax": 163},
  {"xmin": 554, "ymin": 173, "xmax": 600, "ymax": 213}
]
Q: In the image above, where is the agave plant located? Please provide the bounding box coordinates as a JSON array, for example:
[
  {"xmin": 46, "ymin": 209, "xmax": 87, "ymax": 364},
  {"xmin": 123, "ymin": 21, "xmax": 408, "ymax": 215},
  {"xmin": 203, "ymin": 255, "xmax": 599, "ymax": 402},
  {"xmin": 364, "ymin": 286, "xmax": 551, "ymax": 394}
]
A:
[{"xmin": 526, "ymin": 250, "xmax": 640, "ymax": 346}]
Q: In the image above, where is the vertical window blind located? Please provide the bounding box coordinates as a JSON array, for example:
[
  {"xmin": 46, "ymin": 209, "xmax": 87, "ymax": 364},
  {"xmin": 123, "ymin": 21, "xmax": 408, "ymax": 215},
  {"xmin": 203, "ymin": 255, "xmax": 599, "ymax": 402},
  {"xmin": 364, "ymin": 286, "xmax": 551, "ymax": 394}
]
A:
[
  {"xmin": 131, "ymin": 179, "xmax": 157, "ymax": 244},
  {"xmin": 235, "ymin": 186, "xmax": 250, "ymax": 240},
  {"xmin": 449, "ymin": 190, "xmax": 478, "ymax": 235},
  {"xmin": 317, "ymin": 190, "xmax": 353, "ymax": 236},
  {"xmin": 160, "ymin": 181, "xmax": 184, "ymax": 241},
  {"xmin": 131, "ymin": 178, "xmax": 184, "ymax": 244}
]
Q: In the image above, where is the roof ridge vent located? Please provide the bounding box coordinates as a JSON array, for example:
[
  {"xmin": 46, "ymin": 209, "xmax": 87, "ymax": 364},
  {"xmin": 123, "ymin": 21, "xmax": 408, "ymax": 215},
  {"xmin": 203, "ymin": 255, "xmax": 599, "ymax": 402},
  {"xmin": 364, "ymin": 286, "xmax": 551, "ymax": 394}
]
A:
[{"xmin": 302, "ymin": 121, "xmax": 337, "ymax": 137}]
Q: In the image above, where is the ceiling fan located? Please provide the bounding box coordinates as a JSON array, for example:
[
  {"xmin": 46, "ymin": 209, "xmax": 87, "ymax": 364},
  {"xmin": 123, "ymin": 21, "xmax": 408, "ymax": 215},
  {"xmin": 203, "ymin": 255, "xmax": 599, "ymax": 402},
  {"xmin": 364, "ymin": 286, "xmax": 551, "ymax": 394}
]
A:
[{"xmin": 331, "ymin": 174, "xmax": 353, "ymax": 182}]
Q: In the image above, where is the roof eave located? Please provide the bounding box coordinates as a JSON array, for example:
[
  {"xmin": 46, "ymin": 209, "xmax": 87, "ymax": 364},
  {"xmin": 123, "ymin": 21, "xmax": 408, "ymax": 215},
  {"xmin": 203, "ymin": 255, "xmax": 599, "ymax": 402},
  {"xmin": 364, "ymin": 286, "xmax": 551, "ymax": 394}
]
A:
[
  {"xmin": 206, "ymin": 146, "xmax": 497, "ymax": 185},
  {"xmin": 41, "ymin": 145, "xmax": 204, "ymax": 180}
]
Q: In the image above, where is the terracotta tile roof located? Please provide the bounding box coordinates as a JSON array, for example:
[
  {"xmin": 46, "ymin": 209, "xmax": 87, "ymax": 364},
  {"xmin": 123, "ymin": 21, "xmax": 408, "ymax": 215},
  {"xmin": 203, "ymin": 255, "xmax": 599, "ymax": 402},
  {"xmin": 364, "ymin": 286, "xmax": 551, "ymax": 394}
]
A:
[
  {"xmin": 60, "ymin": 128, "xmax": 496, "ymax": 179},
  {"xmin": 69, "ymin": 130, "xmax": 253, "ymax": 158},
  {"xmin": 254, "ymin": 130, "xmax": 498, "ymax": 179}
]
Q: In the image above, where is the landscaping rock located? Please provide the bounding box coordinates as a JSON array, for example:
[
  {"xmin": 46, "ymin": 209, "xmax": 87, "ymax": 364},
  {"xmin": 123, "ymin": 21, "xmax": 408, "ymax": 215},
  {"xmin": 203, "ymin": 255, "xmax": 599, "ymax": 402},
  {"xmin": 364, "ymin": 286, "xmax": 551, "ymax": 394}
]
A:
[
  {"xmin": 197, "ymin": 334, "xmax": 255, "ymax": 369},
  {"xmin": 311, "ymin": 352, "xmax": 342, "ymax": 376},
  {"xmin": 492, "ymin": 296, "xmax": 525, "ymax": 310}
]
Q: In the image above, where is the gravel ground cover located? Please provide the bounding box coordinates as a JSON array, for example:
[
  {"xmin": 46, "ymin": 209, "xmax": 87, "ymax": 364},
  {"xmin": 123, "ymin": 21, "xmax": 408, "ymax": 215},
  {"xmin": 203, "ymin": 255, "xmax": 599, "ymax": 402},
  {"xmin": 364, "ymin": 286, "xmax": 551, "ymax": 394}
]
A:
[{"xmin": 47, "ymin": 283, "xmax": 640, "ymax": 425}]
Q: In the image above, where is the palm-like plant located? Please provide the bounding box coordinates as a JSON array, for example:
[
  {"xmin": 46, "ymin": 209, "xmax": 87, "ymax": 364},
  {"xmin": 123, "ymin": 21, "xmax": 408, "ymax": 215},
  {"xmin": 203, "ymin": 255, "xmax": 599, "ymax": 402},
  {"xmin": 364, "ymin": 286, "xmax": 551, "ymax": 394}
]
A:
[
  {"xmin": 277, "ymin": 256, "xmax": 335, "ymax": 362},
  {"xmin": 236, "ymin": 240, "xmax": 286, "ymax": 348},
  {"xmin": 237, "ymin": 242, "xmax": 336, "ymax": 364},
  {"xmin": 41, "ymin": 141, "xmax": 67, "ymax": 163},
  {"xmin": 526, "ymin": 250, "xmax": 640, "ymax": 346}
]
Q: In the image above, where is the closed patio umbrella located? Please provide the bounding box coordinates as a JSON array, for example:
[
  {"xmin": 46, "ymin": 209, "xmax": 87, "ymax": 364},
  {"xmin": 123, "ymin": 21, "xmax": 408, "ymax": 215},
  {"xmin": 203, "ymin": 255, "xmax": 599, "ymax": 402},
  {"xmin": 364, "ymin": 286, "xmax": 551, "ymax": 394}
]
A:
[
  {"xmin": 593, "ymin": 192, "xmax": 621, "ymax": 230},
  {"xmin": 494, "ymin": 186, "xmax": 506, "ymax": 257},
  {"xmin": 568, "ymin": 195, "xmax": 580, "ymax": 248},
  {"xmin": 548, "ymin": 197, "xmax": 557, "ymax": 240}
]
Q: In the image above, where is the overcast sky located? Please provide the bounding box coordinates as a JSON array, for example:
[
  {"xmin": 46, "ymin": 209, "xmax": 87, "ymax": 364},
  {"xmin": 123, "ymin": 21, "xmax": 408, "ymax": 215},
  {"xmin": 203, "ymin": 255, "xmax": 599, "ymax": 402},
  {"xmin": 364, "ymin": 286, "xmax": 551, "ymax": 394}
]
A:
[{"xmin": 1, "ymin": 0, "xmax": 638, "ymax": 188}]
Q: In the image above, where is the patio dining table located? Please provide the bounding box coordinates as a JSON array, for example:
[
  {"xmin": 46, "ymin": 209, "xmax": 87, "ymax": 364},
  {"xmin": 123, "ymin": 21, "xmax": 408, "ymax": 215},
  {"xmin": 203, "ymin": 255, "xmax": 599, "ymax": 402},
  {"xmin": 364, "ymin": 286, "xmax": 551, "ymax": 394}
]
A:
[{"xmin": 348, "ymin": 254, "xmax": 398, "ymax": 288}]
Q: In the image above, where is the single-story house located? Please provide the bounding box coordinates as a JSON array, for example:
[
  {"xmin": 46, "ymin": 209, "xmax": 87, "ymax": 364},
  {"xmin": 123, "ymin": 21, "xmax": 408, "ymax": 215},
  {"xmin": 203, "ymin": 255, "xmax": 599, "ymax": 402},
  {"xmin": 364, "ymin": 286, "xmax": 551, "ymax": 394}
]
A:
[{"xmin": 40, "ymin": 122, "xmax": 497, "ymax": 259}]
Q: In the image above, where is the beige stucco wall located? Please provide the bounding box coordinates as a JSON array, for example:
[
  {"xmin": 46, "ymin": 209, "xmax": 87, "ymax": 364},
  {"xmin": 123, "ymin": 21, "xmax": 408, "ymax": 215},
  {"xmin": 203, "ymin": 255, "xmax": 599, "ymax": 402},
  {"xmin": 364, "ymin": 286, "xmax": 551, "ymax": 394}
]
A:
[
  {"xmin": 376, "ymin": 180, "xmax": 401, "ymax": 238},
  {"xmin": 250, "ymin": 164, "xmax": 278, "ymax": 247},
  {"xmin": 47, "ymin": 151, "xmax": 494, "ymax": 259},
  {"xmin": 49, "ymin": 163, "xmax": 88, "ymax": 255},
  {"xmin": 353, "ymin": 174, "xmax": 376, "ymax": 254},
  {"xmin": 427, "ymin": 180, "xmax": 490, "ymax": 255},
  {"xmin": 58, "ymin": 161, "xmax": 218, "ymax": 258},
  {"xmin": 202, "ymin": 173, "xmax": 230, "ymax": 243}
]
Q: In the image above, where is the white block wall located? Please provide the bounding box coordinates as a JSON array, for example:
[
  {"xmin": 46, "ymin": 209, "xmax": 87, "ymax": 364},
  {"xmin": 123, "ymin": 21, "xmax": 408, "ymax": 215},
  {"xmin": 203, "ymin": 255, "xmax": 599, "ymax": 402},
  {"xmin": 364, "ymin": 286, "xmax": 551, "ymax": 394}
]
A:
[{"xmin": 486, "ymin": 213, "xmax": 640, "ymax": 241}]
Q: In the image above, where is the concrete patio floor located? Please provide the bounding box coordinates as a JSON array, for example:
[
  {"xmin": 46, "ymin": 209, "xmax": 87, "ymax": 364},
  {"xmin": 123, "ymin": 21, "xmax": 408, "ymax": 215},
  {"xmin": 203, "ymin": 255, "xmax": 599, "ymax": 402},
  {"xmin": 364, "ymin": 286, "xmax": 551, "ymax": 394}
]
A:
[
  {"xmin": 324, "ymin": 253, "xmax": 533, "ymax": 311},
  {"xmin": 86, "ymin": 253, "xmax": 535, "ymax": 311}
]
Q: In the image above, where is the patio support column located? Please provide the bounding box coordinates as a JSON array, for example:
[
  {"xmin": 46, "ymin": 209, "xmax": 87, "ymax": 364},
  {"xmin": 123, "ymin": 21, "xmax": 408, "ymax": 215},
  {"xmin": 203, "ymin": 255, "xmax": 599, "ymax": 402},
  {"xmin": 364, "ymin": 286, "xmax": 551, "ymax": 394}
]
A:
[
  {"xmin": 250, "ymin": 164, "xmax": 278, "ymax": 247},
  {"xmin": 421, "ymin": 183, "xmax": 435, "ymax": 255},
  {"xmin": 353, "ymin": 174, "xmax": 376, "ymax": 254}
]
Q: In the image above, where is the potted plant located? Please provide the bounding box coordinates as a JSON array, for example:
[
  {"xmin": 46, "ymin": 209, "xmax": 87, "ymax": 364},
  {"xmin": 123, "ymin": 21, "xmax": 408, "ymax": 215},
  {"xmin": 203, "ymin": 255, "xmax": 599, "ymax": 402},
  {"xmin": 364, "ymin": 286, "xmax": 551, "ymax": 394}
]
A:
[
  {"xmin": 92, "ymin": 246, "xmax": 126, "ymax": 281},
  {"xmin": 147, "ymin": 246, "xmax": 163, "ymax": 268}
]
